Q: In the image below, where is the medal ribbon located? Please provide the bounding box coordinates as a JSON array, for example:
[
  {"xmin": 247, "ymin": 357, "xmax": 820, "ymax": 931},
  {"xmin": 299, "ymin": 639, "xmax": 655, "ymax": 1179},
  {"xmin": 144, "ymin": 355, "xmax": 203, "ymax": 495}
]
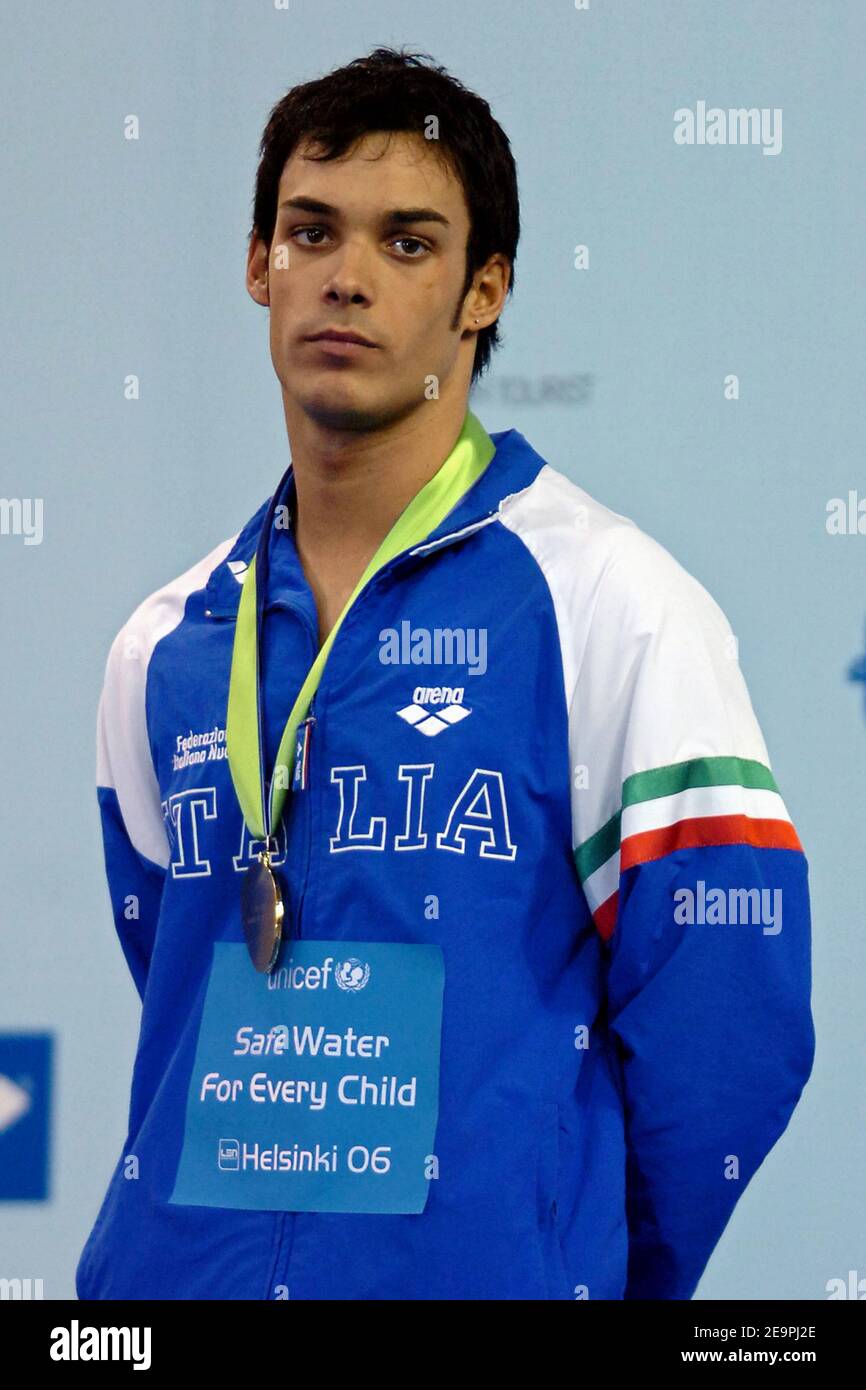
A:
[{"xmin": 225, "ymin": 409, "xmax": 496, "ymax": 844}]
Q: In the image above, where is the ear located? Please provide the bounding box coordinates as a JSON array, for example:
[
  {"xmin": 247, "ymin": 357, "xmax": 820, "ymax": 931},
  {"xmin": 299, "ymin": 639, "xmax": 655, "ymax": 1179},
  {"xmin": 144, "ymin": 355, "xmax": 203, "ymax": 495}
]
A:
[
  {"xmin": 464, "ymin": 253, "xmax": 511, "ymax": 331},
  {"xmin": 246, "ymin": 232, "xmax": 270, "ymax": 307}
]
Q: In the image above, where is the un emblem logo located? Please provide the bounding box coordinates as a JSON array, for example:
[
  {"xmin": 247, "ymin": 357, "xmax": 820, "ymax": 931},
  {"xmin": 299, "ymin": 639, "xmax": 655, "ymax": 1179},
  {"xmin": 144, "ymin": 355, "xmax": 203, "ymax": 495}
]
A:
[{"xmin": 334, "ymin": 958, "xmax": 371, "ymax": 992}]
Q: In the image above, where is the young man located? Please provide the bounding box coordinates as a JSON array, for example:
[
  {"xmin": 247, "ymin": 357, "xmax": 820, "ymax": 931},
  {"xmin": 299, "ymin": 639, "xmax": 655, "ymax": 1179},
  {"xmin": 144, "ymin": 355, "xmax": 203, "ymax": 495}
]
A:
[{"xmin": 77, "ymin": 48, "xmax": 814, "ymax": 1301}]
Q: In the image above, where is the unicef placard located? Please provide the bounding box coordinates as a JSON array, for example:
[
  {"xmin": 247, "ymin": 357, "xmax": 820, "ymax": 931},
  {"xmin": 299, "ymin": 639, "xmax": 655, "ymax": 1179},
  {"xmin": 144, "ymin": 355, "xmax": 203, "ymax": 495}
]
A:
[{"xmin": 169, "ymin": 941, "xmax": 444, "ymax": 1214}]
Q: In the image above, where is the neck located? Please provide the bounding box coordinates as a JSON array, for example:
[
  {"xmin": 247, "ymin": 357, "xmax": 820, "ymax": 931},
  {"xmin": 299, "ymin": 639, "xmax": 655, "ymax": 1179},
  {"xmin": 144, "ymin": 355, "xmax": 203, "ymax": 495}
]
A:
[
  {"xmin": 280, "ymin": 395, "xmax": 472, "ymax": 643},
  {"xmin": 286, "ymin": 398, "xmax": 470, "ymax": 554}
]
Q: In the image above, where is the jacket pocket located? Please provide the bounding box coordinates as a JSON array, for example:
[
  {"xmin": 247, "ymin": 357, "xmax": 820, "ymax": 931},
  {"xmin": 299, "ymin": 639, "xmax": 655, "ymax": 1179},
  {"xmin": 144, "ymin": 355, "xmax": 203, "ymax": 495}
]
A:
[{"xmin": 536, "ymin": 1100, "xmax": 573, "ymax": 1300}]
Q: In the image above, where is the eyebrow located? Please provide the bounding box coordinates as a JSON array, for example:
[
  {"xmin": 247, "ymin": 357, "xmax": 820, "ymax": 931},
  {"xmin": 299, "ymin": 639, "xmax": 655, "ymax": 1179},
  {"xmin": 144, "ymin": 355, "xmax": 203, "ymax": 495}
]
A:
[{"xmin": 278, "ymin": 196, "xmax": 451, "ymax": 228}]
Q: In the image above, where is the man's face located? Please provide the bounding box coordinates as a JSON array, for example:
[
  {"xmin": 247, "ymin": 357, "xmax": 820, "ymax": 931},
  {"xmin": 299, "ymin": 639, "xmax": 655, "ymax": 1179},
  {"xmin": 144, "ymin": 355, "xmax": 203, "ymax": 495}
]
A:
[{"xmin": 247, "ymin": 131, "xmax": 495, "ymax": 433}]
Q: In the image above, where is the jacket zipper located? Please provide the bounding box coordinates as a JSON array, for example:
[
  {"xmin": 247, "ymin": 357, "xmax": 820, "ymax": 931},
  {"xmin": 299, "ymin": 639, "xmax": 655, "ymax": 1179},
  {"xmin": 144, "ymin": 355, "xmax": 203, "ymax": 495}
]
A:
[{"xmin": 291, "ymin": 690, "xmax": 317, "ymax": 943}]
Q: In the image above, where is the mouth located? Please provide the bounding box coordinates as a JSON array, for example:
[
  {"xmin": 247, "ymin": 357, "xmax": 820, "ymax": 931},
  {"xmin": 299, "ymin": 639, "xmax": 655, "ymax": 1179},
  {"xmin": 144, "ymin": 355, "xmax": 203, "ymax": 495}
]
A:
[{"xmin": 304, "ymin": 329, "xmax": 378, "ymax": 348}]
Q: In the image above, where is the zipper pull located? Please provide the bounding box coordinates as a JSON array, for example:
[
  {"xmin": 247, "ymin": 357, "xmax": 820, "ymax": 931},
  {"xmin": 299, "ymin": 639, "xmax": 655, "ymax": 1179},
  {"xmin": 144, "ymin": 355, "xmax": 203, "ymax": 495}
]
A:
[{"xmin": 291, "ymin": 714, "xmax": 315, "ymax": 790}]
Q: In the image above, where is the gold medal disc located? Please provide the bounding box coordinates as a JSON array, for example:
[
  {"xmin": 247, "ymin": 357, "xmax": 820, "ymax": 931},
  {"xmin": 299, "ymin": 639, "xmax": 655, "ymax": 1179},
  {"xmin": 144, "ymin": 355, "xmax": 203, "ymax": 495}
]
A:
[{"xmin": 241, "ymin": 852, "xmax": 285, "ymax": 972}]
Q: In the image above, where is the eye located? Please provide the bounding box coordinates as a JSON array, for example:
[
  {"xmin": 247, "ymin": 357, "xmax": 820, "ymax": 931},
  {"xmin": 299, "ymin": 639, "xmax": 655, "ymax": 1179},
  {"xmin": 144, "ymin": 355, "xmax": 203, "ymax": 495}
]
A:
[
  {"xmin": 390, "ymin": 236, "xmax": 430, "ymax": 258},
  {"xmin": 289, "ymin": 225, "xmax": 329, "ymax": 246}
]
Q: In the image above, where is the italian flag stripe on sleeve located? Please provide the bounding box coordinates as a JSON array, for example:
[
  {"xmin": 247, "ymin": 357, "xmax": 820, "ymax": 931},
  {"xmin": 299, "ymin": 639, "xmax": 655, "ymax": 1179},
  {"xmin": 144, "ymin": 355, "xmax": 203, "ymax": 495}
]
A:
[{"xmin": 574, "ymin": 755, "xmax": 803, "ymax": 942}]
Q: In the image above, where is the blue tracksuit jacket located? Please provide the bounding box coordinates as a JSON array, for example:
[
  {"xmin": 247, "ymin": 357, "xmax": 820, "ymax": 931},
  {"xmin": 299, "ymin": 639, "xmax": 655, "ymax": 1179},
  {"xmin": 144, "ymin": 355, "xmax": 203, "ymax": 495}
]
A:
[{"xmin": 76, "ymin": 419, "xmax": 814, "ymax": 1300}]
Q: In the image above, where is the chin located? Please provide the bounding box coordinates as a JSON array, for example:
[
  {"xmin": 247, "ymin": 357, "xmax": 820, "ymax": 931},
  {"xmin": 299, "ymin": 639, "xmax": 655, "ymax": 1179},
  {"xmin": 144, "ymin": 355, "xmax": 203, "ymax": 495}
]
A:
[
  {"xmin": 308, "ymin": 402, "xmax": 382, "ymax": 432},
  {"xmin": 300, "ymin": 383, "xmax": 418, "ymax": 434}
]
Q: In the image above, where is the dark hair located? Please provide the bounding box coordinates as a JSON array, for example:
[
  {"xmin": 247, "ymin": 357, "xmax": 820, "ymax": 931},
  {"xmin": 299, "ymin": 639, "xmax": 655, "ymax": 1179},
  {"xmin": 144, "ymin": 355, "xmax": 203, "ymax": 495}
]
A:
[{"xmin": 250, "ymin": 46, "xmax": 520, "ymax": 383}]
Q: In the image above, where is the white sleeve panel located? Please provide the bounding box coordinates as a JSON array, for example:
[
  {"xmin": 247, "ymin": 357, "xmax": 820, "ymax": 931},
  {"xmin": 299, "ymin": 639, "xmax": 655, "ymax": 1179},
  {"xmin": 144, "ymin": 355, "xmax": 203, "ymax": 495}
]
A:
[
  {"xmin": 95, "ymin": 531, "xmax": 239, "ymax": 868},
  {"xmin": 499, "ymin": 463, "xmax": 770, "ymax": 856}
]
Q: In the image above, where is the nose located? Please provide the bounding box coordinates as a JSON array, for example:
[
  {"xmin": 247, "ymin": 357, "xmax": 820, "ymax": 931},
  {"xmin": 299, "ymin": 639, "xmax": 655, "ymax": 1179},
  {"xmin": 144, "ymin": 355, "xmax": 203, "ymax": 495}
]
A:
[{"xmin": 321, "ymin": 239, "xmax": 373, "ymax": 308}]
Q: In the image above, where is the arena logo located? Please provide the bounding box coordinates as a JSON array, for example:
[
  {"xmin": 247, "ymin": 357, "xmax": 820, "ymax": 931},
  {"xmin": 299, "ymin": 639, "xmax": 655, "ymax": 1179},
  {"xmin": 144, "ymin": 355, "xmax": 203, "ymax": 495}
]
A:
[{"xmin": 674, "ymin": 102, "xmax": 782, "ymax": 156}]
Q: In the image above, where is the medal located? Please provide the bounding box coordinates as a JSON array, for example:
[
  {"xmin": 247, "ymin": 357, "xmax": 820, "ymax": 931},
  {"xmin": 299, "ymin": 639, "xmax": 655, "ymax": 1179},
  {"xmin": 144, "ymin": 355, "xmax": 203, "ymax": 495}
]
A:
[{"xmin": 240, "ymin": 849, "xmax": 285, "ymax": 973}]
